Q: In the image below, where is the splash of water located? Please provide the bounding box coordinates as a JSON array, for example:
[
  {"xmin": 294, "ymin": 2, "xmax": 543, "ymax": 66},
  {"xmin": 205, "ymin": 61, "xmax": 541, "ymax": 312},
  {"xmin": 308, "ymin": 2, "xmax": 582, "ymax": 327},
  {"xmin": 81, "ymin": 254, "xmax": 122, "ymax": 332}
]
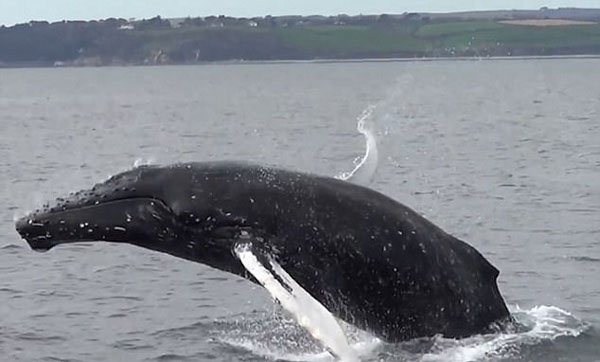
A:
[
  {"xmin": 133, "ymin": 157, "xmax": 155, "ymax": 168},
  {"xmin": 337, "ymin": 105, "xmax": 378, "ymax": 186},
  {"xmin": 215, "ymin": 304, "xmax": 588, "ymax": 362},
  {"xmin": 234, "ymin": 243, "xmax": 361, "ymax": 362},
  {"xmin": 220, "ymin": 335, "xmax": 380, "ymax": 362},
  {"xmin": 421, "ymin": 305, "xmax": 590, "ymax": 362},
  {"xmin": 215, "ymin": 312, "xmax": 380, "ymax": 362}
]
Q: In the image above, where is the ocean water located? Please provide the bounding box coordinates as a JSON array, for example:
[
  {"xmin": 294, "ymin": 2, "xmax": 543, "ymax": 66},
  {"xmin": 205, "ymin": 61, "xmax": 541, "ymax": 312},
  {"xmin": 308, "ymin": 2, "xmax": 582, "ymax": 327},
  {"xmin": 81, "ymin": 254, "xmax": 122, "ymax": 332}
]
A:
[{"xmin": 0, "ymin": 58, "xmax": 599, "ymax": 361}]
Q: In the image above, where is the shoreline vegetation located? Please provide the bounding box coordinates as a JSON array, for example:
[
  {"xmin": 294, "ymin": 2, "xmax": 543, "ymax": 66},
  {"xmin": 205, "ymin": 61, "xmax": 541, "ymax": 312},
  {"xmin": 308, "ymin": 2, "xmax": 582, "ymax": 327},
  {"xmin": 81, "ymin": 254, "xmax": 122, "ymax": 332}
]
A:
[{"xmin": 1, "ymin": 8, "xmax": 599, "ymax": 68}]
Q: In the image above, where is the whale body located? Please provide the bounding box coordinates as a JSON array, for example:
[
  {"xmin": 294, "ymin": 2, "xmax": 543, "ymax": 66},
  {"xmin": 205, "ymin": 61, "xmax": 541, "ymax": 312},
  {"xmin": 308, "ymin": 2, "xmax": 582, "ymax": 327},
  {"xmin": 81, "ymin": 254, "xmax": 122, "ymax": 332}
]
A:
[{"xmin": 15, "ymin": 162, "xmax": 511, "ymax": 342}]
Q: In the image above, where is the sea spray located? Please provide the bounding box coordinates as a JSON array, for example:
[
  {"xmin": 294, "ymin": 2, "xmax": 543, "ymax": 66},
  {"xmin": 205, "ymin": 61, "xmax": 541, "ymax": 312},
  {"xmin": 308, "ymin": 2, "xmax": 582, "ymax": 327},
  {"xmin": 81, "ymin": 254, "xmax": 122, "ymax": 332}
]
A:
[{"xmin": 337, "ymin": 105, "xmax": 378, "ymax": 186}]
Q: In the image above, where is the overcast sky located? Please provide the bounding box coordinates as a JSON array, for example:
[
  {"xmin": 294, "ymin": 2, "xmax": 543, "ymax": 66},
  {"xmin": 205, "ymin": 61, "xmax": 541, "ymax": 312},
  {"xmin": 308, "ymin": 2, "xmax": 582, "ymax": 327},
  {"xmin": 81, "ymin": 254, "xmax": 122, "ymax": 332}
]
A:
[{"xmin": 1, "ymin": 0, "xmax": 598, "ymax": 26}]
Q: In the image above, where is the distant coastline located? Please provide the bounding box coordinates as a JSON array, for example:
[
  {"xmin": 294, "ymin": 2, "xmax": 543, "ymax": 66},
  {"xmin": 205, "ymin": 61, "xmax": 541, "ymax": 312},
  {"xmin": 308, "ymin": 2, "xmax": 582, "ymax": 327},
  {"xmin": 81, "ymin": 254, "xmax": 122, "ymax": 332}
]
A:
[{"xmin": 1, "ymin": 8, "xmax": 599, "ymax": 68}]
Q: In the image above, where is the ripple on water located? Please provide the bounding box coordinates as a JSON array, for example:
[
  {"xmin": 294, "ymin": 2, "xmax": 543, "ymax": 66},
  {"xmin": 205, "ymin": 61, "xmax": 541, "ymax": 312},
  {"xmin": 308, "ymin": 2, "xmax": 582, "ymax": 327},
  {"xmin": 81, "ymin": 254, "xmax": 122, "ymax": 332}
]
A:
[
  {"xmin": 1, "ymin": 243, "xmax": 24, "ymax": 255},
  {"xmin": 569, "ymin": 256, "xmax": 600, "ymax": 263},
  {"xmin": 107, "ymin": 313, "xmax": 128, "ymax": 318},
  {"xmin": 16, "ymin": 332, "xmax": 67, "ymax": 343},
  {"xmin": 87, "ymin": 295, "xmax": 144, "ymax": 302},
  {"xmin": 41, "ymin": 357, "xmax": 81, "ymax": 362},
  {"xmin": 1, "ymin": 243, "xmax": 22, "ymax": 249},
  {"xmin": 111, "ymin": 338, "xmax": 154, "ymax": 351},
  {"xmin": 150, "ymin": 320, "xmax": 210, "ymax": 340},
  {"xmin": 0, "ymin": 287, "xmax": 23, "ymax": 294},
  {"xmin": 150, "ymin": 353, "xmax": 193, "ymax": 362}
]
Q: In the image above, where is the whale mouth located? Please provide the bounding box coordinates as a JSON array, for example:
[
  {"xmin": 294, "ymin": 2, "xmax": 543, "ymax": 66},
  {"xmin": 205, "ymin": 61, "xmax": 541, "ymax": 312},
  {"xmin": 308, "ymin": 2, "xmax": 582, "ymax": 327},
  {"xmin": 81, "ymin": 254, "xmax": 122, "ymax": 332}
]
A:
[{"xmin": 23, "ymin": 235, "xmax": 61, "ymax": 252}]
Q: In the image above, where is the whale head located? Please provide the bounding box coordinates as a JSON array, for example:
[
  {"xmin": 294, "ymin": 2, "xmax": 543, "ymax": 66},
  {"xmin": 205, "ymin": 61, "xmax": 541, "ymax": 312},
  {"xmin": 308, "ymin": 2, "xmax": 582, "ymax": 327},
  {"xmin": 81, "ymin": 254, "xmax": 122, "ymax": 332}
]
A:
[{"xmin": 15, "ymin": 163, "xmax": 241, "ymax": 256}]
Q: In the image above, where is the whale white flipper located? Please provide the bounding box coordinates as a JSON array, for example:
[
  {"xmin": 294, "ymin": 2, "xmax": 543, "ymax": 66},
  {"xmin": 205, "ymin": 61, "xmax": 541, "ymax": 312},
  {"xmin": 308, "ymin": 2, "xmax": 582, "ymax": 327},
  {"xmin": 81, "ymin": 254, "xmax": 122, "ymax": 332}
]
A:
[
  {"xmin": 234, "ymin": 242, "xmax": 359, "ymax": 362},
  {"xmin": 337, "ymin": 105, "xmax": 378, "ymax": 186}
]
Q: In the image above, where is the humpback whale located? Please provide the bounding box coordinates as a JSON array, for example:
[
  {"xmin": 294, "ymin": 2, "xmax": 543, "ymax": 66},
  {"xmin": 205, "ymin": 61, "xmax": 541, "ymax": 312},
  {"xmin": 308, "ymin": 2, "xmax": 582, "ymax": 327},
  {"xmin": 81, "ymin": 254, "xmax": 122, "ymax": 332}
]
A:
[{"xmin": 15, "ymin": 162, "xmax": 510, "ymax": 346}]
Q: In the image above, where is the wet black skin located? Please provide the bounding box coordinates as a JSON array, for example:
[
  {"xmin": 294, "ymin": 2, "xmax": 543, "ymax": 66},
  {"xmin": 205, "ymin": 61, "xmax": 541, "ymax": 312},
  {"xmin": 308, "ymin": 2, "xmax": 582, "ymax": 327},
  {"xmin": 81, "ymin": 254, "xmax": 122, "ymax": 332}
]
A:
[{"xmin": 15, "ymin": 161, "xmax": 511, "ymax": 342}]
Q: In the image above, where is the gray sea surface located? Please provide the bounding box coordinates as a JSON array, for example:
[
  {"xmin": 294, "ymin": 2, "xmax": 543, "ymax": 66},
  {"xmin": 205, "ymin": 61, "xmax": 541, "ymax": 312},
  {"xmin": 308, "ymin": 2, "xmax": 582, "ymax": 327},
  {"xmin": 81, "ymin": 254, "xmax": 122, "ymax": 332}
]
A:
[{"xmin": 1, "ymin": 59, "xmax": 599, "ymax": 361}]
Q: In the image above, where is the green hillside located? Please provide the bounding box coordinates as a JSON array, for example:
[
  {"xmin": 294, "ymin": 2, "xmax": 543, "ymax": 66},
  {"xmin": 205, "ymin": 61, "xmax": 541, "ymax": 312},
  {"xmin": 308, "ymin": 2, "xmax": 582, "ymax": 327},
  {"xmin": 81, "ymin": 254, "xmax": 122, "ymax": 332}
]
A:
[{"xmin": 1, "ymin": 16, "xmax": 599, "ymax": 66}]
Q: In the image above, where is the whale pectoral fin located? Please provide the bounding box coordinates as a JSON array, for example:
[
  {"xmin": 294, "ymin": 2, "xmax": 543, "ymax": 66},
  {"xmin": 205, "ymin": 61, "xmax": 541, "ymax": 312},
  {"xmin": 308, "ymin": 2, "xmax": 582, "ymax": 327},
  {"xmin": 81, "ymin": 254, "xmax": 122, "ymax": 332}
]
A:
[{"xmin": 233, "ymin": 241, "xmax": 358, "ymax": 362}]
